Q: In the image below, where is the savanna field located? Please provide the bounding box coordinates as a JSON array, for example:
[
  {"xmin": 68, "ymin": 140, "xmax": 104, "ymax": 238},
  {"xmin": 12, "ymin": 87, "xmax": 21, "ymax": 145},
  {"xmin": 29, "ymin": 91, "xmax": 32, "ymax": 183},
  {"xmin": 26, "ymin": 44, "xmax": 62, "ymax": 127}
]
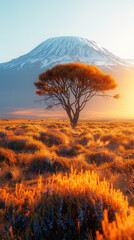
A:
[{"xmin": 0, "ymin": 119, "xmax": 134, "ymax": 240}]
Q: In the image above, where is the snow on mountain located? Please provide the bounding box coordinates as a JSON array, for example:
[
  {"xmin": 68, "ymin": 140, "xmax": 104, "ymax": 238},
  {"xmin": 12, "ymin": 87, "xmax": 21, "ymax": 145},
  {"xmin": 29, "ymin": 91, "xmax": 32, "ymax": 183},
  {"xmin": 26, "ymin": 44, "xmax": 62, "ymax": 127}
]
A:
[{"xmin": 1, "ymin": 36, "xmax": 134, "ymax": 71}]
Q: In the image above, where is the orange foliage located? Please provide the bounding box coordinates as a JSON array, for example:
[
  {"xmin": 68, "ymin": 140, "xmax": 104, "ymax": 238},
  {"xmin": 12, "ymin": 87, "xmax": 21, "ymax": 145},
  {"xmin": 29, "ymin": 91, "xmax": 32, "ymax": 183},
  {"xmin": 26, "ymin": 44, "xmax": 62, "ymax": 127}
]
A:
[
  {"xmin": 35, "ymin": 63, "xmax": 118, "ymax": 94},
  {"xmin": 35, "ymin": 63, "xmax": 119, "ymax": 128},
  {"xmin": 114, "ymin": 94, "xmax": 120, "ymax": 99}
]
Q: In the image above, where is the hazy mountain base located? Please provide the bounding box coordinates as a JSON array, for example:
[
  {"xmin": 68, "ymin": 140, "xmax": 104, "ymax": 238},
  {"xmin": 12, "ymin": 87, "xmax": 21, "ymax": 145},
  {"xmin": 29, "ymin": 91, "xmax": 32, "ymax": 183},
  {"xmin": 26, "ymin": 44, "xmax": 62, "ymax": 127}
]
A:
[{"xmin": 0, "ymin": 119, "xmax": 134, "ymax": 239}]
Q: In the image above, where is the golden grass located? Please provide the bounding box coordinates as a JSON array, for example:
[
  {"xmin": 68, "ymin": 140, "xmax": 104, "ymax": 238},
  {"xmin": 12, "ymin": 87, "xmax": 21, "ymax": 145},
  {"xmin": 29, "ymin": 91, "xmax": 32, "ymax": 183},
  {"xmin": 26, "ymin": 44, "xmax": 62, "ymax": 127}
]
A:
[
  {"xmin": 96, "ymin": 207, "xmax": 134, "ymax": 240},
  {"xmin": 0, "ymin": 119, "xmax": 134, "ymax": 239}
]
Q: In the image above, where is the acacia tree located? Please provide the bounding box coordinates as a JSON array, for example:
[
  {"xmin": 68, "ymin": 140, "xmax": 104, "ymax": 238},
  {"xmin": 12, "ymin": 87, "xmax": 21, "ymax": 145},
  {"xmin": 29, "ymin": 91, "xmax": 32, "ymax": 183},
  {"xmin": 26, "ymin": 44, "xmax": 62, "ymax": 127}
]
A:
[{"xmin": 34, "ymin": 63, "xmax": 119, "ymax": 128}]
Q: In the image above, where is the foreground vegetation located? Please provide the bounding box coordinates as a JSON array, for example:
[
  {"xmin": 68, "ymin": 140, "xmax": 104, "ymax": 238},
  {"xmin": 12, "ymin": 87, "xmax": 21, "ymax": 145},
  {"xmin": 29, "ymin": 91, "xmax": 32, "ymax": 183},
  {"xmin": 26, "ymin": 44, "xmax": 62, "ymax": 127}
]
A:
[{"xmin": 0, "ymin": 119, "xmax": 134, "ymax": 239}]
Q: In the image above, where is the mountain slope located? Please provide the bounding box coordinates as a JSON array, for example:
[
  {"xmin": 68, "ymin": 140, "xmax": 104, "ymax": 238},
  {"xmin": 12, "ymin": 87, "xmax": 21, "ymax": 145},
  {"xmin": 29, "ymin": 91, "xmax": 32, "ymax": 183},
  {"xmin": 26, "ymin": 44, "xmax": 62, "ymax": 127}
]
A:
[
  {"xmin": 1, "ymin": 36, "xmax": 134, "ymax": 71},
  {"xmin": 0, "ymin": 36, "xmax": 134, "ymax": 118},
  {"xmin": 0, "ymin": 36, "xmax": 133, "ymax": 70}
]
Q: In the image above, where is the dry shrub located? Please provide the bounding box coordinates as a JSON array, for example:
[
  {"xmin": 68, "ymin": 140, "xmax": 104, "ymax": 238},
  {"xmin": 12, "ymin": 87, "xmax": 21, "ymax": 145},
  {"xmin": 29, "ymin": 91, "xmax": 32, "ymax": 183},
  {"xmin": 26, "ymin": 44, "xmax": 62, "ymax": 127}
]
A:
[
  {"xmin": 59, "ymin": 127, "xmax": 72, "ymax": 136},
  {"xmin": 14, "ymin": 129, "xmax": 40, "ymax": 139},
  {"xmin": 93, "ymin": 133, "xmax": 101, "ymax": 141},
  {"xmin": 0, "ymin": 166, "xmax": 23, "ymax": 184},
  {"xmin": 69, "ymin": 154, "xmax": 92, "ymax": 172},
  {"xmin": 85, "ymin": 150, "xmax": 115, "ymax": 165},
  {"xmin": 125, "ymin": 138, "xmax": 134, "ymax": 150},
  {"xmin": 47, "ymin": 124, "xmax": 57, "ymax": 129},
  {"xmin": 51, "ymin": 158, "xmax": 70, "ymax": 173},
  {"xmin": 16, "ymin": 152, "xmax": 32, "ymax": 167},
  {"xmin": 77, "ymin": 132, "xmax": 94, "ymax": 146},
  {"xmin": 105, "ymin": 134, "xmax": 129, "ymax": 151},
  {"xmin": 56, "ymin": 143, "xmax": 84, "ymax": 157},
  {"xmin": 29, "ymin": 156, "xmax": 51, "ymax": 174},
  {"xmin": 91, "ymin": 128, "xmax": 103, "ymax": 141},
  {"xmin": 27, "ymin": 149, "xmax": 56, "ymax": 174},
  {"xmin": 4, "ymin": 135, "xmax": 29, "ymax": 150},
  {"xmin": 26, "ymin": 131, "xmax": 41, "ymax": 139},
  {"xmin": 1, "ymin": 169, "xmax": 13, "ymax": 181},
  {"xmin": 106, "ymin": 139, "xmax": 123, "ymax": 150},
  {"xmin": 14, "ymin": 130, "xmax": 25, "ymax": 136},
  {"xmin": 97, "ymin": 157, "xmax": 124, "ymax": 180},
  {"xmin": 10, "ymin": 166, "xmax": 24, "ymax": 182},
  {"xmin": 110, "ymin": 173, "xmax": 130, "ymax": 196},
  {"xmin": 25, "ymin": 138, "xmax": 46, "ymax": 151},
  {"xmin": 40, "ymin": 130, "xmax": 68, "ymax": 147},
  {"xmin": 100, "ymin": 133, "xmax": 113, "ymax": 143},
  {"xmin": 57, "ymin": 144, "xmax": 73, "ymax": 155},
  {"xmin": 0, "ymin": 148, "xmax": 17, "ymax": 165},
  {"xmin": 4, "ymin": 134, "xmax": 46, "ymax": 152}
]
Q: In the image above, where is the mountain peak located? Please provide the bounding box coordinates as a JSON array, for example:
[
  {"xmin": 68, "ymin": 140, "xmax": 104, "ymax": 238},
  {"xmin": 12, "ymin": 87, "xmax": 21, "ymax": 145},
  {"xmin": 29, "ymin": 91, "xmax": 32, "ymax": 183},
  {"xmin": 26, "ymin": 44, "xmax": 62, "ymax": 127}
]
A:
[
  {"xmin": 28, "ymin": 36, "xmax": 101, "ymax": 58},
  {"xmin": 1, "ymin": 36, "xmax": 134, "ymax": 71}
]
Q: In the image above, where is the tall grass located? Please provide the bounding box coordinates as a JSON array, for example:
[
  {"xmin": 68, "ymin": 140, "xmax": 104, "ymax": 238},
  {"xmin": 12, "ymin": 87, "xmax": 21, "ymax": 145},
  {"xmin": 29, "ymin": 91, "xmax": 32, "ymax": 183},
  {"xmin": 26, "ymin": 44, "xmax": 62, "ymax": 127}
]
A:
[
  {"xmin": 0, "ymin": 169, "xmax": 129, "ymax": 239},
  {"xmin": 0, "ymin": 119, "xmax": 134, "ymax": 239}
]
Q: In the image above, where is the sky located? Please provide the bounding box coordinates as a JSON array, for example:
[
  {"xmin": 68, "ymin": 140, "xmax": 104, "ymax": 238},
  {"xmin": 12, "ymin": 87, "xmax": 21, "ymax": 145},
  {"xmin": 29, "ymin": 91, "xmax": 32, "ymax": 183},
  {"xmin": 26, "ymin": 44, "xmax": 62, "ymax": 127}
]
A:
[{"xmin": 0, "ymin": 0, "xmax": 134, "ymax": 63}]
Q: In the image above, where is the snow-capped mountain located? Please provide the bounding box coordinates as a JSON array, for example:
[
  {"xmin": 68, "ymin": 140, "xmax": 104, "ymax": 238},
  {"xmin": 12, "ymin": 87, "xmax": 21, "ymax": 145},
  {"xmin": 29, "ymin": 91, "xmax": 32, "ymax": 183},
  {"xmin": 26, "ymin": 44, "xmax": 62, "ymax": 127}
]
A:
[
  {"xmin": 0, "ymin": 36, "xmax": 134, "ymax": 71},
  {"xmin": 0, "ymin": 36, "xmax": 134, "ymax": 117}
]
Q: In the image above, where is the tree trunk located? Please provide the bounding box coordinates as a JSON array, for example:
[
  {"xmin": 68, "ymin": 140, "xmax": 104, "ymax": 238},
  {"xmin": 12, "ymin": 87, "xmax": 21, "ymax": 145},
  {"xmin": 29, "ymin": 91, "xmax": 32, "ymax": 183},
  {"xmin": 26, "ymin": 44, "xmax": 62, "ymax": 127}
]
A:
[
  {"xmin": 66, "ymin": 107, "xmax": 80, "ymax": 128},
  {"xmin": 70, "ymin": 112, "xmax": 79, "ymax": 129},
  {"xmin": 71, "ymin": 119, "xmax": 77, "ymax": 128}
]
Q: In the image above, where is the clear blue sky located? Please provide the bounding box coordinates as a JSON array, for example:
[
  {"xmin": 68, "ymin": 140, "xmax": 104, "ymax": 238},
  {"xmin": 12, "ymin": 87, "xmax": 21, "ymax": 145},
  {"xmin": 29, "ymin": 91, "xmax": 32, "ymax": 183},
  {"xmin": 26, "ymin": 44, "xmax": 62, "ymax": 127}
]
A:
[{"xmin": 0, "ymin": 0, "xmax": 134, "ymax": 63}]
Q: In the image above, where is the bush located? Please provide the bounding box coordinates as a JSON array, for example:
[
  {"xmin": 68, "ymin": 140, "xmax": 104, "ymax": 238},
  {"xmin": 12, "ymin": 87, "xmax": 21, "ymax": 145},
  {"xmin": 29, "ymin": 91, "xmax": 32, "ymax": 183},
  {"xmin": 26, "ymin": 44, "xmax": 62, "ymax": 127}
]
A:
[
  {"xmin": 29, "ymin": 156, "xmax": 51, "ymax": 174},
  {"xmin": 0, "ymin": 148, "xmax": 17, "ymax": 165},
  {"xmin": 57, "ymin": 144, "xmax": 83, "ymax": 157},
  {"xmin": 77, "ymin": 132, "xmax": 94, "ymax": 146},
  {"xmin": 40, "ymin": 130, "xmax": 67, "ymax": 147},
  {"xmin": 25, "ymin": 139, "xmax": 45, "ymax": 152},
  {"xmin": 1, "ymin": 170, "xmax": 129, "ymax": 239},
  {"xmin": 85, "ymin": 150, "xmax": 115, "ymax": 165},
  {"xmin": 5, "ymin": 136, "xmax": 29, "ymax": 150},
  {"xmin": 51, "ymin": 159, "xmax": 70, "ymax": 173}
]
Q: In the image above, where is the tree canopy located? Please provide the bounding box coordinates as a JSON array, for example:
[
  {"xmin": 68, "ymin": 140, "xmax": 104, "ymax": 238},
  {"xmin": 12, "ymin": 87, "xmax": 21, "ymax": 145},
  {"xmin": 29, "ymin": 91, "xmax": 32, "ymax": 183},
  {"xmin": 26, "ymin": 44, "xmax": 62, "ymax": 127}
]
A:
[{"xmin": 34, "ymin": 63, "xmax": 119, "ymax": 127}]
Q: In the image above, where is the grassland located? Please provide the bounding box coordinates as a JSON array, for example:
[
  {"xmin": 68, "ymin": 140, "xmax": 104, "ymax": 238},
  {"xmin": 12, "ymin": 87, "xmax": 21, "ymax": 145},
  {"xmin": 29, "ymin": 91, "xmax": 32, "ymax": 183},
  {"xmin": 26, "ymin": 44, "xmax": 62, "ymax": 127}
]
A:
[{"xmin": 0, "ymin": 119, "xmax": 134, "ymax": 239}]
